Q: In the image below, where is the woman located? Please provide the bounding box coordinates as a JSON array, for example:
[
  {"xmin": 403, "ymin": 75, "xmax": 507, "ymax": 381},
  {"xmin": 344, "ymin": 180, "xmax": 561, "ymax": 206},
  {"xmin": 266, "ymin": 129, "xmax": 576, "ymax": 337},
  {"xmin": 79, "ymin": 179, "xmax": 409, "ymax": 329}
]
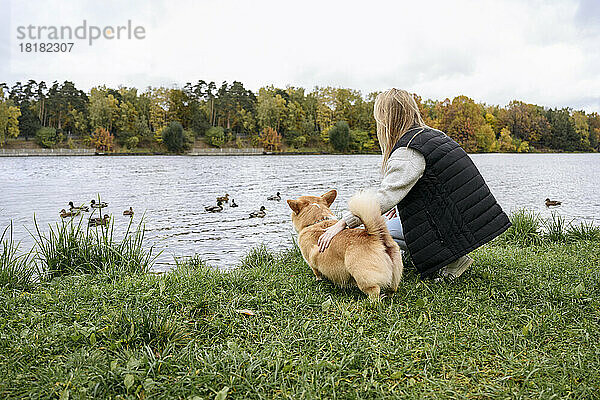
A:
[{"xmin": 317, "ymin": 89, "xmax": 511, "ymax": 279}]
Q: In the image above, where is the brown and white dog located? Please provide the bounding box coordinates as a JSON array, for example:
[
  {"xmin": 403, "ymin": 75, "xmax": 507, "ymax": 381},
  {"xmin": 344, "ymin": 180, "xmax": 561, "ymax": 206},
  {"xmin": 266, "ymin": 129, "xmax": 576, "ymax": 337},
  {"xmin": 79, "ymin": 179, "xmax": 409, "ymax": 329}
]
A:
[{"xmin": 287, "ymin": 190, "xmax": 403, "ymax": 300}]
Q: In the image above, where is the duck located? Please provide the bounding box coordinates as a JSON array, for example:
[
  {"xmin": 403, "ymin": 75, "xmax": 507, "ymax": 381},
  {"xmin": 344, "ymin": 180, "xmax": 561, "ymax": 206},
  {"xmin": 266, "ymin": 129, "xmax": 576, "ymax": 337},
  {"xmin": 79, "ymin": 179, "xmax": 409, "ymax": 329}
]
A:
[
  {"xmin": 545, "ymin": 198, "xmax": 562, "ymax": 207},
  {"xmin": 205, "ymin": 201, "xmax": 224, "ymax": 213},
  {"xmin": 216, "ymin": 194, "xmax": 230, "ymax": 203},
  {"xmin": 249, "ymin": 206, "xmax": 266, "ymax": 218},
  {"xmin": 60, "ymin": 209, "xmax": 80, "ymax": 218},
  {"xmin": 123, "ymin": 207, "xmax": 134, "ymax": 216},
  {"xmin": 230, "ymin": 199, "xmax": 239, "ymax": 208},
  {"xmin": 267, "ymin": 192, "xmax": 281, "ymax": 201},
  {"xmin": 69, "ymin": 201, "xmax": 89, "ymax": 212},
  {"xmin": 91, "ymin": 199, "xmax": 108, "ymax": 209},
  {"xmin": 88, "ymin": 214, "xmax": 110, "ymax": 227}
]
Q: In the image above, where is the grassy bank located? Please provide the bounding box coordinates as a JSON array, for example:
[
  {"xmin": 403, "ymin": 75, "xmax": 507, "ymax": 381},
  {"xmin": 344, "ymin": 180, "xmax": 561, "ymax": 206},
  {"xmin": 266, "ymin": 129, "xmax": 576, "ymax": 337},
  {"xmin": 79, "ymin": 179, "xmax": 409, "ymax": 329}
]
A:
[{"xmin": 1, "ymin": 215, "xmax": 599, "ymax": 398}]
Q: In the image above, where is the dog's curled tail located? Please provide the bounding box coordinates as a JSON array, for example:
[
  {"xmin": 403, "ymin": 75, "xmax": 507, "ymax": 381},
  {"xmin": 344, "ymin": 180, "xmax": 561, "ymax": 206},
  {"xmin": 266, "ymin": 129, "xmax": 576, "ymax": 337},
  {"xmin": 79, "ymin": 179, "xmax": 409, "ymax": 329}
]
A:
[
  {"xmin": 348, "ymin": 190, "xmax": 403, "ymax": 290},
  {"xmin": 348, "ymin": 191, "xmax": 387, "ymax": 237}
]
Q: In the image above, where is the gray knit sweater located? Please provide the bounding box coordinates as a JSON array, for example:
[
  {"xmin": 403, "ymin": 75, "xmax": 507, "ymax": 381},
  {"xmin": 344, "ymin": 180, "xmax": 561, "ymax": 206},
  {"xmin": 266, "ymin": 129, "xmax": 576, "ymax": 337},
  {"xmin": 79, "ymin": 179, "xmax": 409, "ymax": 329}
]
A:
[{"xmin": 341, "ymin": 148, "xmax": 426, "ymax": 228}]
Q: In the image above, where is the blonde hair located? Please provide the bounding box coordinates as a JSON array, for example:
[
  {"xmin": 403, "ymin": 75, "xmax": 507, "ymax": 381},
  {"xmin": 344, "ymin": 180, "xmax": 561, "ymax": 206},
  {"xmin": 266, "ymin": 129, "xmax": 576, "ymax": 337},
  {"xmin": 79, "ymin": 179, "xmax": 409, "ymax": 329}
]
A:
[{"xmin": 374, "ymin": 88, "xmax": 426, "ymax": 172}]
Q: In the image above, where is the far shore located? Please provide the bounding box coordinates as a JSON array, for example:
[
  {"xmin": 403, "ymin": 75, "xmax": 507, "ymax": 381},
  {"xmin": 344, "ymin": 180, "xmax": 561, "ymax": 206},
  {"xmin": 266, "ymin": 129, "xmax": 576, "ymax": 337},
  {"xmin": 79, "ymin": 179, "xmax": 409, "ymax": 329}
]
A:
[
  {"xmin": 0, "ymin": 147, "xmax": 353, "ymax": 157},
  {"xmin": 1, "ymin": 147, "xmax": 598, "ymax": 157}
]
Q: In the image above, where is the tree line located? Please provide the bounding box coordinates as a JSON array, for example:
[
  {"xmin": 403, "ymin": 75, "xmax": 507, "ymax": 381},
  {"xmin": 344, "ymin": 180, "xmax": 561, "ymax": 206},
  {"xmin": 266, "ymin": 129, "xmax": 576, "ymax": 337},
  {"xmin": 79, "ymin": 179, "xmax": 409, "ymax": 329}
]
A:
[{"xmin": 1, "ymin": 79, "xmax": 598, "ymax": 153}]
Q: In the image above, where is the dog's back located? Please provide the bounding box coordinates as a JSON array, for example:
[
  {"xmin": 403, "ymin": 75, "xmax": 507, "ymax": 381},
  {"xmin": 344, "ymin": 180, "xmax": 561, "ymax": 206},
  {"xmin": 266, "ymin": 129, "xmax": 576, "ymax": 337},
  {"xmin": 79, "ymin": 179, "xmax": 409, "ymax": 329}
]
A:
[{"xmin": 288, "ymin": 190, "xmax": 403, "ymax": 299}]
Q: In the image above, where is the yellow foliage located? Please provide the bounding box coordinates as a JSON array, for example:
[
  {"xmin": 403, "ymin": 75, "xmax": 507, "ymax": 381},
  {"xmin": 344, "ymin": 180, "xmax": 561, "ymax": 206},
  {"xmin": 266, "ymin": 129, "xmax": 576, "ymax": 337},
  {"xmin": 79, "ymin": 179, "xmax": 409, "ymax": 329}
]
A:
[
  {"xmin": 498, "ymin": 127, "xmax": 516, "ymax": 152},
  {"xmin": 517, "ymin": 141, "xmax": 530, "ymax": 153},
  {"xmin": 90, "ymin": 127, "xmax": 115, "ymax": 152},
  {"xmin": 0, "ymin": 90, "xmax": 21, "ymax": 146},
  {"xmin": 148, "ymin": 87, "xmax": 170, "ymax": 141},
  {"xmin": 259, "ymin": 127, "xmax": 282, "ymax": 152},
  {"xmin": 320, "ymin": 125, "xmax": 331, "ymax": 144},
  {"xmin": 475, "ymin": 123, "xmax": 496, "ymax": 152}
]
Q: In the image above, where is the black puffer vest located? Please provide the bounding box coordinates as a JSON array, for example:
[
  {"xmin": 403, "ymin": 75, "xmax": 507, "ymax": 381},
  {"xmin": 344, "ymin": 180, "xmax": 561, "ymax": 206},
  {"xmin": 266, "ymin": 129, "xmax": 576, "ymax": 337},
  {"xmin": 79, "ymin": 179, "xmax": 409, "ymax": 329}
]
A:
[{"xmin": 394, "ymin": 127, "xmax": 511, "ymax": 277}]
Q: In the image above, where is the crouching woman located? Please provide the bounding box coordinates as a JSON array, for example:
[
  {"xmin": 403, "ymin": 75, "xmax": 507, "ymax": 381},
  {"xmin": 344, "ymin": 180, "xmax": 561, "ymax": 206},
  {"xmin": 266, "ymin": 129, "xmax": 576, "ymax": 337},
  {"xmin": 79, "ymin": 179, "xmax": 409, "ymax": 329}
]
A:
[{"xmin": 318, "ymin": 88, "xmax": 511, "ymax": 279}]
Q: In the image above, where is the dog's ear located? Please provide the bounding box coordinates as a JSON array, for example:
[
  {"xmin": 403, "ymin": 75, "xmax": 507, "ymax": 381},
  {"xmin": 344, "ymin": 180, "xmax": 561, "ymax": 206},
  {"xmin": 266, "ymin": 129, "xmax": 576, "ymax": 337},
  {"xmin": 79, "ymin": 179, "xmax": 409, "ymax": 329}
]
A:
[
  {"xmin": 321, "ymin": 189, "xmax": 337, "ymax": 206},
  {"xmin": 287, "ymin": 199, "xmax": 302, "ymax": 214}
]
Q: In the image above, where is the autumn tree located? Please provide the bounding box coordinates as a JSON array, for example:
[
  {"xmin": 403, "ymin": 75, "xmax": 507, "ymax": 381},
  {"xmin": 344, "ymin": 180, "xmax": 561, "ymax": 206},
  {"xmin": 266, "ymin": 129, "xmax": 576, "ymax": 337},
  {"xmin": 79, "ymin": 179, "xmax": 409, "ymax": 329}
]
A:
[
  {"xmin": 89, "ymin": 87, "xmax": 119, "ymax": 132},
  {"xmin": 257, "ymin": 87, "xmax": 287, "ymax": 132},
  {"xmin": 0, "ymin": 89, "xmax": 21, "ymax": 146},
  {"xmin": 497, "ymin": 101, "xmax": 550, "ymax": 146},
  {"xmin": 442, "ymin": 96, "xmax": 485, "ymax": 152},
  {"xmin": 147, "ymin": 87, "xmax": 170, "ymax": 141},
  {"xmin": 572, "ymin": 111, "xmax": 591, "ymax": 150},
  {"xmin": 1, "ymin": 78, "xmax": 598, "ymax": 155},
  {"xmin": 497, "ymin": 127, "xmax": 516, "ymax": 152},
  {"xmin": 475, "ymin": 123, "xmax": 497, "ymax": 152},
  {"xmin": 259, "ymin": 127, "xmax": 282, "ymax": 152},
  {"xmin": 8, "ymin": 81, "xmax": 40, "ymax": 140},
  {"xmin": 587, "ymin": 112, "xmax": 600, "ymax": 150},
  {"xmin": 90, "ymin": 127, "xmax": 115, "ymax": 152},
  {"xmin": 314, "ymin": 87, "xmax": 336, "ymax": 142}
]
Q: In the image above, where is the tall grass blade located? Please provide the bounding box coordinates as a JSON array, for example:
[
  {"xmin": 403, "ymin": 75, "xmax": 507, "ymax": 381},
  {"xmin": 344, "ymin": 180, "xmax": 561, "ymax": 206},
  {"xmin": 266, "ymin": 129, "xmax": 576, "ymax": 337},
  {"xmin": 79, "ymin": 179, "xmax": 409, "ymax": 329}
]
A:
[
  {"xmin": 501, "ymin": 208, "xmax": 543, "ymax": 246},
  {"xmin": 0, "ymin": 222, "xmax": 35, "ymax": 290},
  {"xmin": 29, "ymin": 212, "xmax": 159, "ymax": 280}
]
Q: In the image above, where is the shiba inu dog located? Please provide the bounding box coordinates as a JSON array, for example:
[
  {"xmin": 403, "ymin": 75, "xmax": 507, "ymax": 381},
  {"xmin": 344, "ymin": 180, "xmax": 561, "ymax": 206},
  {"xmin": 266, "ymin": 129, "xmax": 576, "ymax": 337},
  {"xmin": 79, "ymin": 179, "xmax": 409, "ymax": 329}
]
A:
[{"xmin": 287, "ymin": 190, "xmax": 403, "ymax": 300}]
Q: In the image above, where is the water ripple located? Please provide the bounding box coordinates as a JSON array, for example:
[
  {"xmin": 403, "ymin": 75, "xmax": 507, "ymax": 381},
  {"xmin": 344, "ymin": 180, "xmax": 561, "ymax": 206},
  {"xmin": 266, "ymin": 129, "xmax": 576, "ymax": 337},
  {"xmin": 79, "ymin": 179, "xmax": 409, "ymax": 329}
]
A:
[{"xmin": 1, "ymin": 153, "xmax": 598, "ymax": 271}]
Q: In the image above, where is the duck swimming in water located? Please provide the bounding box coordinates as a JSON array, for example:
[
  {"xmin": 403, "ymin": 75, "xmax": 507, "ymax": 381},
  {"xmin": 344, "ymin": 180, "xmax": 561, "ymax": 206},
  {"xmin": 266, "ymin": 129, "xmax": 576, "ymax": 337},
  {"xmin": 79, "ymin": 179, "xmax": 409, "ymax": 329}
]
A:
[
  {"xmin": 88, "ymin": 214, "xmax": 110, "ymax": 227},
  {"xmin": 249, "ymin": 206, "xmax": 266, "ymax": 218},
  {"xmin": 91, "ymin": 199, "xmax": 108, "ymax": 209},
  {"xmin": 123, "ymin": 207, "xmax": 134, "ymax": 216},
  {"xmin": 230, "ymin": 199, "xmax": 239, "ymax": 207},
  {"xmin": 60, "ymin": 209, "xmax": 80, "ymax": 218},
  {"xmin": 545, "ymin": 198, "xmax": 562, "ymax": 207},
  {"xmin": 267, "ymin": 192, "xmax": 281, "ymax": 201},
  {"xmin": 216, "ymin": 194, "xmax": 230, "ymax": 203},
  {"xmin": 205, "ymin": 201, "xmax": 224, "ymax": 213},
  {"xmin": 69, "ymin": 201, "xmax": 89, "ymax": 212}
]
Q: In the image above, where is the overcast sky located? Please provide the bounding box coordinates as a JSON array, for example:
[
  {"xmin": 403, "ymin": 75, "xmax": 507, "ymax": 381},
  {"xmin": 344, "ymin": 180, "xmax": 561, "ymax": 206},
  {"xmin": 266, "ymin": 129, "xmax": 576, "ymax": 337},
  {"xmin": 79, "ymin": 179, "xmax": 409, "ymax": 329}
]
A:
[{"xmin": 1, "ymin": 0, "xmax": 599, "ymax": 111}]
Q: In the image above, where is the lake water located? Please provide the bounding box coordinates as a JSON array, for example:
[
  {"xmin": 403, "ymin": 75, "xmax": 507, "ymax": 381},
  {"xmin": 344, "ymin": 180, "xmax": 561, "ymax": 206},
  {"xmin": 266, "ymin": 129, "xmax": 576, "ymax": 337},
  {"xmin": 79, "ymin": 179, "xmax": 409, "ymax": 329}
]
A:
[{"xmin": 1, "ymin": 153, "xmax": 599, "ymax": 271}]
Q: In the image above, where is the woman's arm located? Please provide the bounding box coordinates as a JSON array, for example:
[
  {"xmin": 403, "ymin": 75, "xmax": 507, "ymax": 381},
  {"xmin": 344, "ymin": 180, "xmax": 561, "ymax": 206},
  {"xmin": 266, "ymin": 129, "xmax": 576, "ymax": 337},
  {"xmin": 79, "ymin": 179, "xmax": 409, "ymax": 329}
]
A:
[
  {"xmin": 318, "ymin": 219, "xmax": 346, "ymax": 252},
  {"xmin": 318, "ymin": 148, "xmax": 425, "ymax": 252},
  {"xmin": 342, "ymin": 147, "xmax": 426, "ymax": 228}
]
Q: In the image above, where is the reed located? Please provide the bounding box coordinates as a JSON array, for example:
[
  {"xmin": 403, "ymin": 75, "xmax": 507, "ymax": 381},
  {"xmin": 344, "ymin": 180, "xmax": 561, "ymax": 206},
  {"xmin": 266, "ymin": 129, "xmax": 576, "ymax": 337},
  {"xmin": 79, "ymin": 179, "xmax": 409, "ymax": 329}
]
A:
[
  {"xmin": 544, "ymin": 212, "xmax": 569, "ymax": 242},
  {"xmin": 31, "ymin": 213, "xmax": 158, "ymax": 280},
  {"xmin": 566, "ymin": 221, "xmax": 600, "ymax": 242},
  {"xmin": 0, "ymin": 222, "xmax": 36, "ymax": 290},
  {"xmin": 238, "ymin": 244, "xmax": 276, "ymax": 269},
  {"xmin": 500, "ymin": 208, "xmax": 543, "ymax": 246}
]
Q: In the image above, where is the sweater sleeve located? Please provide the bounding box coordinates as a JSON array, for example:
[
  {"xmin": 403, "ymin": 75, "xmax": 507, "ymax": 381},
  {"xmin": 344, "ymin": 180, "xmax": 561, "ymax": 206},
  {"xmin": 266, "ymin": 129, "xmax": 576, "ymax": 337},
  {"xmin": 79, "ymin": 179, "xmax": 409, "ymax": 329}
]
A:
[{"xmin": 341, "ymin": 148, "xmax": 426, "ymax": 228}]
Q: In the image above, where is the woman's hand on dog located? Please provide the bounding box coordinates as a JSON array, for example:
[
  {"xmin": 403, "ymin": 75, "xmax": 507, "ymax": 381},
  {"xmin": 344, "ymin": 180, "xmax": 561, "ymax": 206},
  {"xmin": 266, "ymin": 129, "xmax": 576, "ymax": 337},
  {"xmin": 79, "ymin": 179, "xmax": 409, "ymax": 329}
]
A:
[
  {"xmin": 318, "ymin": 219, "xmax": 346, "ymax": 252},
  {"xmin": 385, "ymin": 208, "xmax": 397, "ymax": 219}
]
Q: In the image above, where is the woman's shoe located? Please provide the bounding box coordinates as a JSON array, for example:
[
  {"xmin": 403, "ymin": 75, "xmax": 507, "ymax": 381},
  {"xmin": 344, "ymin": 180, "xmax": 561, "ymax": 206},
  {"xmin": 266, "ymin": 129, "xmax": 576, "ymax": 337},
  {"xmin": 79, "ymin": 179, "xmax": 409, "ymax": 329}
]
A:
[{"xmin": 437, "ymin": 255, "xmax": 473, "ymax": 281}]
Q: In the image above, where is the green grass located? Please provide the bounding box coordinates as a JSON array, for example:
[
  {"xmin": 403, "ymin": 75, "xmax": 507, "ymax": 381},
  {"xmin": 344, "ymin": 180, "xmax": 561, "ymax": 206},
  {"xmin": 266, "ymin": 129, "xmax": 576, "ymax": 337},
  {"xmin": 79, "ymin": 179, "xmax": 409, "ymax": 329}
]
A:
[
  {"xmin": 0, "ymin": 223, "xmax": 36, "ymax": 290},
  {"xmin": 566, "ymin": 221, "xmax": 600, "ymax": 242},
  {"xmin": 500, "ymin": 209, "xmax": 543, "ymax": 246},
  {"xmin": 543, "ymin": 212, "xmax": 569, "ymax": 243},
  {"xmin": 1, "ymin": 238, "xmax": 599, "ymax": 399},
  {"xmin": 501, "ymin": 208, "xmax": 600, "ymax": 247},
  {"xmin": 31, "ymin": 214, "xmax": 158, "ymax": 280}
]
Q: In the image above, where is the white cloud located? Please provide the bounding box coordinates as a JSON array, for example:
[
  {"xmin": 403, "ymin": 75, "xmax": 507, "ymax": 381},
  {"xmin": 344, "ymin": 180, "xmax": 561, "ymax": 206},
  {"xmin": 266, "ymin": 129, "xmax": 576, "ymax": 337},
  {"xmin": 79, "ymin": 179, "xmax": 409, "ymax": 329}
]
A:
[{"xmin": 1, "ymin": 0, "xmax": 599, "ymax": 111}]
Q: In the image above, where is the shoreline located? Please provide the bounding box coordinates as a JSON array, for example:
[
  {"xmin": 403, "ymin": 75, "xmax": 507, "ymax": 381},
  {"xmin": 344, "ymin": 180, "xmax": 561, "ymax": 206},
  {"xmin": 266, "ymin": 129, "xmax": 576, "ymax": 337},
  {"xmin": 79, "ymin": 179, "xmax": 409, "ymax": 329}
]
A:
[{"xmin": 1, "ymin": 147, "xmax": 598, "ymax": 157}]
